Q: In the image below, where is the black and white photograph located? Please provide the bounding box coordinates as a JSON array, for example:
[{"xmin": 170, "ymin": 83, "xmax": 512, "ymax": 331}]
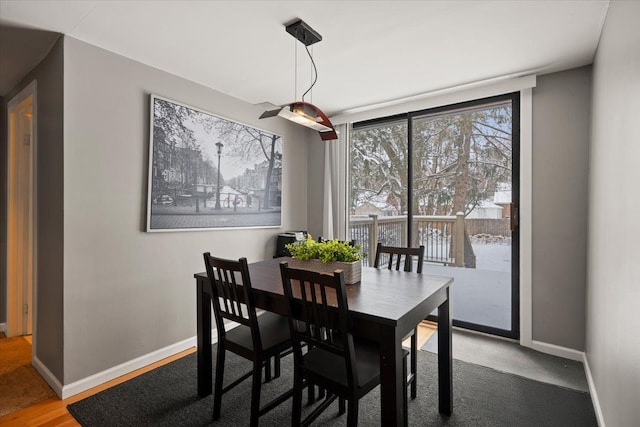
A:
[{"xmin": 147, "ymin": 95, "xmax": 283, "ymax": 231}]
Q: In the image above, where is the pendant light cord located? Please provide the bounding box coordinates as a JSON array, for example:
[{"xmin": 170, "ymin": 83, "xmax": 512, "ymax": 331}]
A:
[{"xmin": 301, "ymin": 44, "xmax": 318, "ymax": 103}]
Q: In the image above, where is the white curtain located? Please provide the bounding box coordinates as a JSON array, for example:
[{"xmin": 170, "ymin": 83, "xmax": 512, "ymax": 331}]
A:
[{"xmin": 322, "ymin": 124, "xmax": 349, "ymax": 240}]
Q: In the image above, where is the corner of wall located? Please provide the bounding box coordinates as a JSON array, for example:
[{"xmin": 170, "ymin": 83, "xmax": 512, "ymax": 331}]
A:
[{"xmin": 582, "ymin": 353, "xmax": 607, "ymax": 427}]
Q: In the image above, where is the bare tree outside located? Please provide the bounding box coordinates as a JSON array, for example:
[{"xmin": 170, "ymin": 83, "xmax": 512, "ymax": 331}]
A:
[
  {"xmin": 147, "ymin": 95, "xmax": 282, "ymax": 231},
  {"xmin": 350, "ymin": 102, "xmax": 512, "ymax": 219}
]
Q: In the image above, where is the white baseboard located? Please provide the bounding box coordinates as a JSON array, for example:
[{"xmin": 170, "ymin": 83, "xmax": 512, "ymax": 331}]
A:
[
  {"xmin": 60, "ymin": 336, "xmax": 199, "ymax": 399},
  {"xmin": 32, "ymin": 355, "xmax": 64, "ymax": 398},
  {"xmin": 0, "ymin": 322, "xmax": 6, "ymax": 333},
  {"xmin": 36, "ymin": 322, "xmax": 238, "ymax": 400},
  {"xmin": 529, "ymin": 340, "xmax": 584, "ymax": 362},
  {"xmin": 583, "ymin": 354, "xmax": 606, "ymax": 427}
]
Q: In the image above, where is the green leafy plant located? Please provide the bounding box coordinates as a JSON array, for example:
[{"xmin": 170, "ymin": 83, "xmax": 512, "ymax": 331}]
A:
[{"xmin": 286, "ymin": 236, "xmax": 362, "ymax": 263}]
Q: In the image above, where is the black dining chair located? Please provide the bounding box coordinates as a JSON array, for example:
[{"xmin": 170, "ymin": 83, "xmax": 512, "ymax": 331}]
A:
[
  {"xmin": 203, "ymin": 253, "xmax": 293, "ymax": 427},
  {"xmin": 280, "ymin": 262, "xmax": 409, "ymax": 427},
  {"xmin": 373, "ymin": 243, "xmax": 425, "ymax": 400}
]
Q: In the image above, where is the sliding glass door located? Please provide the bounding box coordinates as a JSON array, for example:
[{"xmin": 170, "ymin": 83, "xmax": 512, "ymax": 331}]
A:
[{"xmin": 350, "ymin": 93, "xmax": 520, "ymax": 338}]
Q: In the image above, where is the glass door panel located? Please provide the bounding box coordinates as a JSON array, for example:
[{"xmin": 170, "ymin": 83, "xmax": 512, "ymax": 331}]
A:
[
  {"xmin": 411, "ymin": 98, "xmax": 518, "ymax": 337},
  {"xmin": 350, "ymin": 119, "xmax": 408, "ymax": 266}
]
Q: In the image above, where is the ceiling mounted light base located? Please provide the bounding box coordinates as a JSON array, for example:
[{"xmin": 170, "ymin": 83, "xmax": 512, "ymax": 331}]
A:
[{"xmin": 285, "ymin": 19, "xmax": 322, "ymax": 46}]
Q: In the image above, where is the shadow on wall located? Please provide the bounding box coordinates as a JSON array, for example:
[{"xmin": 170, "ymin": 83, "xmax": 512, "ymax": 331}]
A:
[{"xmin": 0, "ymin": 24, "xmax": 62, "ymax": 96}]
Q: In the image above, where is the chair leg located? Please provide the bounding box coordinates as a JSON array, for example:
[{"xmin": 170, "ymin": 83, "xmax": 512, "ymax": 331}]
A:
[
  {"xmin": 292, "ymin": 369, "xmax": 303, "ymax": 427},
  {"xmin": 213, "ymin": 346, "xmax": 226, "ymax": 420},
  {"xmin": 347, "ymin": 398, "xmax": 359, "ymax": 427},
  {"xmin": 307, "ymin": 382, "xmax": 316, "ymax": 405},
  {"xmin": 305, "ymin": 385, "xmax": 325, "ymax": 403},
  {"xmin": 338, "ymin": 397, "xmax": 346, "ymax": 415},
  {"xmin": 250, "ymin": 361, "xmax": 262, "ymax": 427},
  {"xmin": 264, "ymin": 357, "xmax": 272, "ymax": 383},
  {"xmin": 411, "ymin": 327, "xmax": 417, "ymax": 399},
  {"xmin": 274, "ymin": 353, "xmax": 281, "ymax": 379}
]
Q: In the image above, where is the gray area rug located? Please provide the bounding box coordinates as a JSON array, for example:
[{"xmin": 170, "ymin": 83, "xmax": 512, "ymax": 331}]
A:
[{"xmin": 68, "ymin": 346, "xmax": 597, "ymax": 426}]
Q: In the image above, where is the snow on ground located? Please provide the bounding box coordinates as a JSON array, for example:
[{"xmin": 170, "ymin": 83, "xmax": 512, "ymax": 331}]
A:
[{"xmin": 472, "ymin": 241, "xmax": 511, "ymax": 273}]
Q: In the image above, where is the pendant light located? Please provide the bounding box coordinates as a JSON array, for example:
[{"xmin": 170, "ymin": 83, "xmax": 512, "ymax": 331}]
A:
[{"xmin": 259, "ymin": 19, "xmax": 337, "ymax": 141}]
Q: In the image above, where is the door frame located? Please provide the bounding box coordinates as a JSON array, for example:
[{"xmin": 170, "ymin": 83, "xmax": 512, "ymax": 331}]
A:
[{"xmin": 6, "ymin": 80, "xmax": 37, "ymax": 345}]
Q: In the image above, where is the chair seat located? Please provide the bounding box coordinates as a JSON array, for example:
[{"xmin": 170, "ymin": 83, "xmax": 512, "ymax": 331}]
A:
[
  {"xmin": 225, "ymin": 311, "xmax": 291, "ymax": 354},
  {"xmin": 302, "ymin": 340, "xmax": 409, "ymax": 391}
]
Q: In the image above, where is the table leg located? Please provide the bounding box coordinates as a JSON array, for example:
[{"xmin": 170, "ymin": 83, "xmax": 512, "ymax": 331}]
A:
[
  {"xmin": 379, "ymin": 326, "xmax": 405, "ymax": 426},
  {"xmin": 437, "ymin": 287, "xmax": 453, "ymax": 415},
  {"xmin": 197, "ymin": 278, "xmax": 212, "ymax": 397}
]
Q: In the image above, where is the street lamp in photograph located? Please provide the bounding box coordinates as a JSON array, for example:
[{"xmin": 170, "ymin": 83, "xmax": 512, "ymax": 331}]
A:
[{"xmin": 215, "ymin": 142, "xmax": 224, "ymax": 210}]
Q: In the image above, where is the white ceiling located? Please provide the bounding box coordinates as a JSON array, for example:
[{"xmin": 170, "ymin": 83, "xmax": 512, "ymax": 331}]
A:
[{"xmin": 0, "ymin": 0, "xmax": 609, "ymax": 116}]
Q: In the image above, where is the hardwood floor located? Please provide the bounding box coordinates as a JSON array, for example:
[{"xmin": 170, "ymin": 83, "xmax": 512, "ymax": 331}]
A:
[
  {"xmin": 0, "ymin": 347, "xmax": 196, "ymax": 426},
  {"xmin": 403, "ymin": 321, "xmax": 437, "ymax": 349}
]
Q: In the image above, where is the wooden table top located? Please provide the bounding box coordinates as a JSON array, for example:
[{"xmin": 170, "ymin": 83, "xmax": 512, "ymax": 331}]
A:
[{"xmin": 195, "ymin": 257, "xmax": 453, "ymax": 327}]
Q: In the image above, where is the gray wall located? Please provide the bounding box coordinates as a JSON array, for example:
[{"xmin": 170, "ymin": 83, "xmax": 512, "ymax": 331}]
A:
[
  {"xmin": 1, "ymin": 37, "xmax": 65, "ymax": 379},
  {"xmin": 531, "ymin": 67, "xmax": 591, "ymax": 350},
  {"xmin": 306, "ymin": 140, "xmax": 326, "ymax": 238},
  {"xmin": 587, "ymin": 1, "xmax": 640, "ymax": 425},
  {"xmin": 62, "ymin": 37, "xmax": 309, "ymax": 384}
]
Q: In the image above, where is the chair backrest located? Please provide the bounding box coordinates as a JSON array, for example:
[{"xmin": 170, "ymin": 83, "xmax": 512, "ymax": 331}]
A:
[
  {"xmin": 203, "ymin": 253, "xmax": 261, "ymax": 349},
  {"xmin": 373, "ymin": 243, "xmax": 425, "ymax": 273},
  {"xmin": 279, "ymin": 262, "xmax": 357, "ymax": 387}
]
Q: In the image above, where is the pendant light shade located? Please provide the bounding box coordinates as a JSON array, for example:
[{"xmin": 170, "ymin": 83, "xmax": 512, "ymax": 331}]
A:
[{"xmin": 260, "ymin": 101, "xmax": 337, "ymax": 140}]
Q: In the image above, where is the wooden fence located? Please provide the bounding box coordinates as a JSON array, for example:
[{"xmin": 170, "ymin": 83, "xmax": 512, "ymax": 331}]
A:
[{"xmin": 464, "ymin": 218, "xmax": 511, "ymax": 238}]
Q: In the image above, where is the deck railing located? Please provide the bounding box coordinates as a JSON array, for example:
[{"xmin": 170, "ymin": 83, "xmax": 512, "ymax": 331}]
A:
[{"xmin": 350, "ymin": 213, "xmax": 465, "ymax": 267}]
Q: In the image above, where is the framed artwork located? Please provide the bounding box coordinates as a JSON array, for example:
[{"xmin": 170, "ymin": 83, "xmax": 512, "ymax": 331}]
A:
[{"xmin": 146, "ymin": 95, "xmax": 283, "ymax": 231}]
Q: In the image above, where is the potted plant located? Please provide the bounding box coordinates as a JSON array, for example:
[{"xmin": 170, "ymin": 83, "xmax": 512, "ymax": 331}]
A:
[{"xmin": 285, "ymin": 236, "xmax": 363, "ymax": 284}]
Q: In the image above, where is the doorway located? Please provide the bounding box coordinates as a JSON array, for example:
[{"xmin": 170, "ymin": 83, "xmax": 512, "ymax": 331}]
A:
[{"xmin": 6, "ymin": 81, "xmax": 36, "ymax": 340}]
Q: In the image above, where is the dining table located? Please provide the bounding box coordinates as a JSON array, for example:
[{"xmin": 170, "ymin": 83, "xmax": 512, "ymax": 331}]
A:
[{"xmin": 193, "ymin": 257, "xmax": 454, "ymax": 426}]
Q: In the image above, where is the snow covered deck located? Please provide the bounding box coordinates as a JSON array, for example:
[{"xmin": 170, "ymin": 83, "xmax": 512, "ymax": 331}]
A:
[{"xmin": 422, "ymin": 242, "xmax": 512, "ymax": 331}]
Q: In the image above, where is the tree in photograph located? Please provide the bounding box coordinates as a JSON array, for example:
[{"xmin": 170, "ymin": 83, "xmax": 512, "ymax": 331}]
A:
[
  {"xmin": 153, "ymin": 99, "xmax": 211, "ymax": 190},
  {"xmin": 153, "ymin": 99, "xmax": 225, "ymax": 211},
  {"xmin": 204, "ymin": 119, "xmax": 282, "ymax": 209}
]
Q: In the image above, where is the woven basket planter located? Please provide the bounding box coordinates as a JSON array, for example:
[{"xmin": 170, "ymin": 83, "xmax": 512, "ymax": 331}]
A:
[{"xmin": 287, "ymin": 258, "xmax": 362, "ymax": 285}]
